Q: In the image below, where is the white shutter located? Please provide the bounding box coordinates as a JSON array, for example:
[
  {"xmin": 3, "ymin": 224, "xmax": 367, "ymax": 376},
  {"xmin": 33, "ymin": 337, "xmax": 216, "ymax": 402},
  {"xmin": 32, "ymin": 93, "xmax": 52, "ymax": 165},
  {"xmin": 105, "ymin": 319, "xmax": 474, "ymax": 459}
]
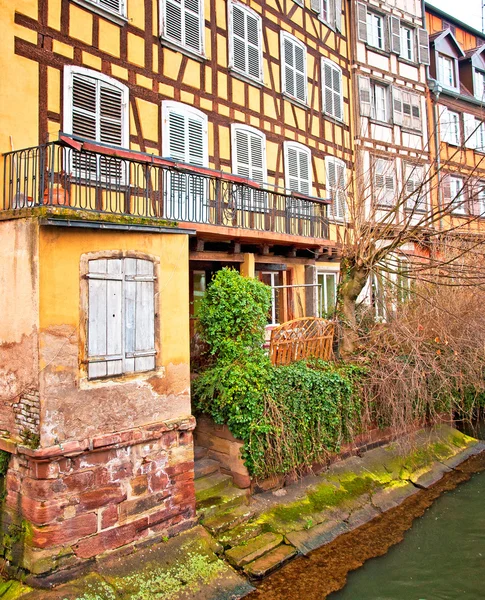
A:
[
  {"xmin": 281, "ymin": 33, "xmax": 307, "ymax": 104},
  {"xmin": 230, "ymin": 4, "xmax": 262, "ymax": 82},
  {"xmin": 392, "ymin": 87, "xmax": 403, "ymax": 126},
  {"xmin": 334, "ymin": 0, "xmax": 342, "ymax": 32},
  {"xmin": 374, "ymin": 158, "xmax": 395, "ymax": 206},
  {"xmin": 389, "ymin": 16, "xmax": 401, "ymax": 54},
  {"xmin": 464, "ymin": 113, "xmax": 477, "ymax": 149},
  {"xmin": 125, "ymin": 259, "xmax": 156, "ymax": 373},
  {"xmin": 99, "ymin": 0, "xmax": 124, "ymax": 14},
  {"xmin": 411, "ymin": 94, "xmax": 421, "ymax": 131},
  {"xmin": 322, "ymin": 59, "xmax": 343, "ymax": 121},
  {"xmin": 164, "ymin": 0, "xmax": 203, "ymax": 54},
  {"xmin": 417, "ymin": 28, "xmax": 430, "ymax": 65},
  {"xmin": 284, "ymin": 142, "xmax": 311, "ymax": 195},
  {"xmin": 310, "ymin": 0, "xmax": 321, "ymax": 14},
  {"xmin": 72, "ymin": 74, "xmax": 97, "ymax": 141},
  {"xmin": 232, "ymin": 125, "xmax": 267, "ymax": 212},
  {"xmin": 404, "ymin": 164, "xmax": 425, "ymax": 211},
  {"xmin": 357, "ymin": 2, "xmax": 367, "ymax": 42},
  {"xmin": 87, "ymin": 259, "xmax": 124, "ymax": 379},
  {"xmin": 326, "ymin": 156, "xmax": 346, "ymax": 219},
  {"xmin": 358, "ymin": 75, "xmax": 371, "ymax": 117}
]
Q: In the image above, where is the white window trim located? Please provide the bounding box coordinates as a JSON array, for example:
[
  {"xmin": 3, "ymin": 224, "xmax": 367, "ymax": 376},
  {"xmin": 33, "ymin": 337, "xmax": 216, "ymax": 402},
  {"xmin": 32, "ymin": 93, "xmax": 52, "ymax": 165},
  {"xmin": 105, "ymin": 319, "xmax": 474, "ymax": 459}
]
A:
[
  {"xmin": 317, "ymin": 270, "xmax": 338, "ymax": 316},
  {"xmin": 439, "ymin": 107, "xmax": 461, "ymax": 146},
  {"xmin": 71, "ymin": 0, "xmax": 127, "ymax": 24},
  {"xmin": 161, "ymin": 101, "xmax": 209, "ymax": 167},
  {"xmin": 321, "ymin": 57, "xmax": 344, "ymax": 122},
  {"xmin": 371, "ymin": 81, "xmax": 389, "ymax": 123},
  {"xmin": 280, "ymin": 31, "xmax": 308, "ymax": 105},
  {"xmin": 437, "ymin": 53, "xmax": 459, "ymax": 91},
  {"xmin": 228, "ymin": 1, "xmax": 264, "ymax": 84},
  {"xmin": 474, "ymin": 68, "xmax": 485, "ymax": 101},
  {"xmin": 63, "ymin": 65, "xmax": 130, "ymax": 148},
  {"xmin": 325, "ymin": 155, "xmax": 346, "ymax": 221},
  {"xmin": 400, "ymin": 24, "xmax": 415, "ymax": 62},
  {"xmin": 367, "ymin": 11, "xmax": 385, "ymax": 51},
  {"xmin": 283, "ymin": 141, "xmax": 312, "ymax": 195},
  {"xmin": 159, "ymin": 0, "xmax": 205, "ymax": 58},
  {"xmin": 230, "ymin": 123, "xmax": 267, "ymax": 184}
]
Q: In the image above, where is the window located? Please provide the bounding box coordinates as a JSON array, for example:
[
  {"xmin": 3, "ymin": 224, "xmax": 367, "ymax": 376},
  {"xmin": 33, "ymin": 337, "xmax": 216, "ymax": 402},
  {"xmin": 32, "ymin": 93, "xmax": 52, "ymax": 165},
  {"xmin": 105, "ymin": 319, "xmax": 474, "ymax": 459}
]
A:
[
  {"xmin": 310, "ymin": 0, "xmax": 342, "ymax": 31},
  {"xmin": 373, "ymin": 158, "xmax": 395, "ymax": 207},
  {"xmin": 440, "ymin": 108, "xmax": 460, "ymax": 145},
  {"xmin": 367, "ymin": 11, "xmax": 385, "ymax": 50},
  {"xmin": 231, "ymin": 124, "xmax": 267, "ymax": 212},
  {"xmin": 160, "ymin": 0, "xmax": 204, "ymax": 56},
  {"xmin": 280, "ymin": 32, "xmax": 307, "ymax": 104},
  {"xmin": 477, "ymin": 181, "xmax": 485, "ymax": 216},
  {"xmin": 73, "ymin": 0, "xmax": 127, "ymax": 20},
  {"xmin": 284, "ymin": 142, "xmax": 311, "ymax": 195},
  {"xmin": 372, "ymin": 82, "xmax": 389, "ymax": 122},
  {"xmin": 318, "ymin": 271, "xmax": 337, "ymax": 316},
  {"xmin": 325, "ymin": 156, "xmax": 346, "ymax": 219},
  {"xmin": 260, "ymin": 271, "xmax": 282, "ymax": 325},
  {"xmin": 358, "ymin": 76, "xmax": 389, "ymax": 123},
  {"xmin": 444, "ymin": 175, "xmax": 466, "ymax": 215},
  {"xmin": 63, "ymin": 66, "xmax": 129, "ymax": 180},
  {"xmin": 476, "ymin": 119, "xmax": 485, "ymax": 151},
  {"xmin": 475, "ymin": 70, "xmax": 485, "ymax": 101},
  {"xmin": 229, "ymin": 3, "xmax": 263, "ymax": 83},
  {"xmin": 400, "ymin": 25, "xmax": 414, "ymax": 61},
  {"xmin": 437, "ymin": 53, "xmax": 457, "ymax": 88},
  {"xmin": 393, "ymin": 88, "xmax": 421, "ymax": 131},
  {"xmin": 321, "ymin": 58, "xmax": 343, "ymax": 121},
  {"xmin": 161, "ymin": 101, "xmax": 208, "ymax": 221},
  {"xmin": 404, "ymin": 164, "xmax": 426, "ymax": 212},
  {"xmin": 86, "ymin": 257, "xmax": 156, "ymax": 379}
]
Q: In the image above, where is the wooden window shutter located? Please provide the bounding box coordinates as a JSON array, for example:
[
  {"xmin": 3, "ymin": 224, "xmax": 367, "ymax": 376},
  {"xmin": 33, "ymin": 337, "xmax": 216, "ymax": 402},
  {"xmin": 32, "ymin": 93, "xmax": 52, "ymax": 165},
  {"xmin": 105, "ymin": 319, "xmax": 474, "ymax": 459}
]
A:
[
  {"xmin": 310, "ymin": 0, "xmax": 321, "ymax": 14},
  {"xmin": 334, "ymin": 0, "xmax": 342, "ymax": 33},
  {"xmin": 231, "ymin": 5, "xmax": 247, "ymax": 74},
  {"xmin": 417, "ymin": 28, "xmax": 430, "ymax": 65},
  {"xmin": 231, "ymin": 4, "xmax": 262, "ymax": 81},
  {"xmin": 87, "ymin": 259, "xmax": 124, "ymax": 379},
  {"xmin": 282, "ymin": 36, "xmax": 295, "ymax": 97},
  {"xmin": 322, "ymin": 60, "xmax": 343, "ymax": 121},
  {"xmin": 358, "ymin": 75, "xmax": 372, "ymax": 117},
  {"xmin": 404, "ymin": 164, "xmax": 425, "ymax": 211},
  {"xmin": 374, "ymin": 158, "xmax": 395, "ymax": 206},
  {"xmin": 167, "ymin": 110, "xmax": 187, "ymax": 162},
  {"xmin": 464, "ymin": 113, "xmax": 477, "ymax": 149},
  {"xmin": 284, "ymin": 143, "xmax": 311, "ymax": 195},
  {"xmin": 124, "ymin": 258, "xmax": 156, "ymax": 373},
  {"xmin": 411, "ymin": 94, "xmax": 421, "ymax": 131},
  {"xmin": 246, "ymin": 12, "xmax": 261, "ymax": 80},
  {"xmin": 99, "ymin": 0, "xmax": 124, "ymax": 14},
  {"xmin": 441, "ymin": 174, "xmax": 452, "ymax": 210},
  {"xmin": 326, "ymin": 156, "xmax": 346, "ymax": 219},
  {"xmin": 281, "ymin": 34, "xmax": 307, "ymax": 103},
  {"xmin": 233, "ymin": 127, "xmax": 266, "ymax": 184},
  {"xmin": 294, "ymin": 43, "xmax": 307, "ymax": 103},
  {"xmin": 72, "ymin": 74, "xmax": 98, "ymax": 141},
  {"xmin": 389, "ymin": 16, "xmax": 401, "ymax": 54},
  {"xmin": 357, "ymin": 2, "xmax": 367, "ymax": 42},
  {"xmin": 392, "ymin": 87, "xmax": 403, "ymax": 126},
  {"xmin": 164, "ymin": 0, "xmax": 203, "ymax": 54},
  {"xmin": 99, "ymin": 84, "xmax": 123, "ymax": 146}
]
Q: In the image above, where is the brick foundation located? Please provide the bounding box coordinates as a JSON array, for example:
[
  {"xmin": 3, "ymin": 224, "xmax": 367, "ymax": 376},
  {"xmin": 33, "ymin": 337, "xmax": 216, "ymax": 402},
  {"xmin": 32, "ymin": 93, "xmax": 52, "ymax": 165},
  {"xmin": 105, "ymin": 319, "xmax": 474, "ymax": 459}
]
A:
[{"xmin": 0, "ymin": 416, "xmax": 196, "ymax": 584}]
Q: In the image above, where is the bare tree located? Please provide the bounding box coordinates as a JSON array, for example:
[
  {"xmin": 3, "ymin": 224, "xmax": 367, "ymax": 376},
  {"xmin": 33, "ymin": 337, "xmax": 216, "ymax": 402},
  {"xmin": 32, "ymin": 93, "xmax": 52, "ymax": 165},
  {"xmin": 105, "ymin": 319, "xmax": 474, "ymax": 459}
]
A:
[{"xmin": 333, "ymin": 115, "xmax": 485, "ymax": 355}]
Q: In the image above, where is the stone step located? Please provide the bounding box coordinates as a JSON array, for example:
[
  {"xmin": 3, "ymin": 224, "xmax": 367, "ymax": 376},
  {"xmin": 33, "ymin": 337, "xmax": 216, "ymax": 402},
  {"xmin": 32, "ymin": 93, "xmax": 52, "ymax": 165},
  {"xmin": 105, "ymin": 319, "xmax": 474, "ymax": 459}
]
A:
[
  {"xmin": 194, "ymin": 445, "xmax": 208, "ymax": 460},
  {"xmin": 194, "ymin": 458, "xmax": 220, "ymax": 480},
  {"xmin": 244, "ymin": 544, "xmax": 298, "ymax": 579},
  {"xmin": 197, "ymin": 485, "xmax": 250, "ymax": 519},
  {"xmin": 195, "ymin": 472, "xmax": 234, "ymax": 503},
  {"xmin": 202, "ymin": 505, "xmax": 254, "ymax": 536},
  {"xmin": 217, "ymin": 521, "xmax": 265, "ymax": 549},
  {"xmin": 225, "ymin": 532, "xmax": 284, "ymax": 568}
]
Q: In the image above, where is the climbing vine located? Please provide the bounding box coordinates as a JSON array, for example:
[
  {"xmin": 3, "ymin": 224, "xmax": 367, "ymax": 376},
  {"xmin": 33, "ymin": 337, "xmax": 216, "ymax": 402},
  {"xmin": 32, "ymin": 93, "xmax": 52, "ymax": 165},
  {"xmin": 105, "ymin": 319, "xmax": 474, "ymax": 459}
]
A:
[{"xmin": 192, "ymin": 269, "xmax": 365, "ymax": 478}]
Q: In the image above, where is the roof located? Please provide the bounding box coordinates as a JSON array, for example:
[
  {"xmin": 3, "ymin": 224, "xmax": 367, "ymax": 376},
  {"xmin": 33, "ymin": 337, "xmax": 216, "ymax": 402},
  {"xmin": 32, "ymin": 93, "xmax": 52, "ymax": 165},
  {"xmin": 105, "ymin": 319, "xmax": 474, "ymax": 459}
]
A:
[
  {"xmin": 428, "ymin": 28, "xmax": 466, "ymax": 57},
  {"xmin": 425, "ymin": 2, "xmax": 485, "ymax": 42}
]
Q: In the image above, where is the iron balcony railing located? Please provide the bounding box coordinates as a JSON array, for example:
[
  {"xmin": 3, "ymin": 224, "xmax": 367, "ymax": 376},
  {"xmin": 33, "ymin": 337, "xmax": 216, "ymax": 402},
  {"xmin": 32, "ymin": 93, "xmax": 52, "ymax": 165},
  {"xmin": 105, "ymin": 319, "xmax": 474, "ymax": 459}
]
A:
[{"xmin": 2, "ymin": 138, "xmax": 329, "ymax": 239}]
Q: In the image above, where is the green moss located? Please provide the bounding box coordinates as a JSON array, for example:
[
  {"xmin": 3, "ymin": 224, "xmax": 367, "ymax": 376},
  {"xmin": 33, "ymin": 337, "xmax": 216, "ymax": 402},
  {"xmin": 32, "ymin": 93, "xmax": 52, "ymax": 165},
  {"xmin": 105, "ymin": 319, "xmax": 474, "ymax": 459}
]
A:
[
  {"xmin": 0, "ymin": 580, "xmax": 32, "ymax": 600},
  {"xmin": 109, "ymin": 552, "xmax": 225, "ymax": 600},
  {"xmin": 19, "ymin": 430, "xmax": 39, "ymax": 450},
  {"xmin": 0, "ymin": 452, "xmax": 10, "ymax": 477}
]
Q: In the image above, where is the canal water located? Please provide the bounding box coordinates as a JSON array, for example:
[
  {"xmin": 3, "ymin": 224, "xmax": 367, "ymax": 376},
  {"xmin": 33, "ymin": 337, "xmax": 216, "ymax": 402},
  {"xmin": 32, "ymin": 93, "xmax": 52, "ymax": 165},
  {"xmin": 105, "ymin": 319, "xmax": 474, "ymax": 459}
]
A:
[
  {"xmin": 249, "ymin": 423, "xmax": 485, "ymax": 600},
  {"xmin": 329, "ymin": 465, "xmax": 485, "ymax": 600}
]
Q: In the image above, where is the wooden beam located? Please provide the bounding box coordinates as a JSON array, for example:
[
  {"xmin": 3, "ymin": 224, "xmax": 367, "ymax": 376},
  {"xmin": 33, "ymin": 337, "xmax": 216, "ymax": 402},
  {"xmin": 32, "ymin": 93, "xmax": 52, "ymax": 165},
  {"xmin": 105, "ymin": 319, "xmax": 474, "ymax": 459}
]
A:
[{"xmin": 190, "ymin": 251, "xmax": 244, "ymax": 262}]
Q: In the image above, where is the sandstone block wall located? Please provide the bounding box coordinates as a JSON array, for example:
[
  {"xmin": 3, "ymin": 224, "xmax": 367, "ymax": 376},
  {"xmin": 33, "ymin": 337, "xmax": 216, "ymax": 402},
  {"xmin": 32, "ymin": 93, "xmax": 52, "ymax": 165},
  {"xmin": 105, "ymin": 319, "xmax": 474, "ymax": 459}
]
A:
[{"xmin": 1, "ymin": 417, "xmax": 196, "ymax": 584}]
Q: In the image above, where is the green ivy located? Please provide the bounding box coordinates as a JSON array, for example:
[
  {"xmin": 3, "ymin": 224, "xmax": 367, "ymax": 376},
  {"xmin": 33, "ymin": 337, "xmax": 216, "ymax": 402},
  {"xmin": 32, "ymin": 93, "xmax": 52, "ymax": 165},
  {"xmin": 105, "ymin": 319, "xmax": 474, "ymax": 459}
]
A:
[{"xmin": 192, "ymin": 269, "xmax": 366, "ymax": 478}]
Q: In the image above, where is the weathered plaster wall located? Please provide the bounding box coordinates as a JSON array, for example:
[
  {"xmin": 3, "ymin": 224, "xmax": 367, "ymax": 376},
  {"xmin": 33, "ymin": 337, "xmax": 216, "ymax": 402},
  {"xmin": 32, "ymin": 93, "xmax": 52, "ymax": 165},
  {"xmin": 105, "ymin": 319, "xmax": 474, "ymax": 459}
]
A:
[
  {"xmin": 0, "ymin": 219, "xmax": 40, "ymax": 442},
  {"xmin": 37, "ymin": 226, "xmax": 191, "ymax": 446}
]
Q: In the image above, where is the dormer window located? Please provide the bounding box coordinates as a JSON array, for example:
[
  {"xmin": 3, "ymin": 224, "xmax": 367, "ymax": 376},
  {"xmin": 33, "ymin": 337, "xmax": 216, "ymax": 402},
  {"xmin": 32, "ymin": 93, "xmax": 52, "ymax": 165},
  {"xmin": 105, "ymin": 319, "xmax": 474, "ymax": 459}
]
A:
[
  {"xmin": 475, "ymin": 69, "xmax": 485, "ymax": 100},
  {"xmin": 437, "ymin": 53, "xmax": 457, "ymax": 88}
]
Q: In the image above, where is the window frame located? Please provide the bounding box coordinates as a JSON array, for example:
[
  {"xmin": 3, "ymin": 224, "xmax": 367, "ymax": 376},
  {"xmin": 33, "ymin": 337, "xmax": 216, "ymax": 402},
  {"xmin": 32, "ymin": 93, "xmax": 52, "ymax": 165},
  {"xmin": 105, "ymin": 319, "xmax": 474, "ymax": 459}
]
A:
[
  {"xmin": 80, "ymin": 252, "xmax": 159, "ymax": 381},
  {"xmin": 400, "ymin": 24, "xmax": 415, "ymax": 62},
  {"xmin": 280, "ymin": 31, "xmax": 308, "ymax": 105},
  {"xmin": 371, "ymin": 81, "xmax": 390, "ymax": 123},
  {"xmin": 71, "ymin": 0, "xmax": 127, "ymax": 24},
  {"xmin": 404, "ymin": 163, "xmax": 427, "ymax": 213},
  {"xmin": 440, "ymin": 107, "xmax": 461, "ymax": 146},
  {"xmin": 317, "ymin": 270, "xmax": 338, "ymax": 317},
  {"xmin": 161, "ymin": 101, "xmax": 209, "ymax": 167},
  {"xmin": 283, "ymin": 141, "xmax": 312, "ymax": 196},
  {"xmin": 372, "ymin": 157, "xmax": 396, "ymax": 208},
  {"xmin": 448, "ymin": 175, "xmax": 467, "ymax": 215},
  {"xmin": 474, "ymin": 69, "xmax": 485, "ymax": 101},
  {"xmin": 325, "ymin": 155, "xmax": 346, "ymax": 220},
  {"xmin": 159, "ymin": 0, "xmax": 205, "ymax": 58},
  {"xmin": 228, "ymin": 1, "xmax": 264, "ymax": 85},
  {"xmin": 321, "ymin": 57, "xmax": 344, "ymax": 122},
  {"xmin": 437, "ymin": 53, "xmax": 458, "ymax": 90},
  {"xmin": 366, "ymin": 10, "xmax": 385, "ymax": 51}
]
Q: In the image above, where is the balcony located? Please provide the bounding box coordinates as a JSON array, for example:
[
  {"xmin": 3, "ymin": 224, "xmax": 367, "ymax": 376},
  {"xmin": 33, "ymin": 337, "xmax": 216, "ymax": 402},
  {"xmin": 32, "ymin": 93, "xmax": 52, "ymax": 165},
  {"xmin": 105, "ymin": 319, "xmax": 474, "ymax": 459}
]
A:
[{"xmin": 1, "ymin": 138, "xmax": 330, "ymax": 241}]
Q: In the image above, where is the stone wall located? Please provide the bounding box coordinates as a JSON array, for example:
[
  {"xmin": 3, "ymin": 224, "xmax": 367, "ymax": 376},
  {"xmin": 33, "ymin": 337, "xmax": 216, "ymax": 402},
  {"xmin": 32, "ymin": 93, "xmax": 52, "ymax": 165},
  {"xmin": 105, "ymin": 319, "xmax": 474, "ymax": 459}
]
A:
[{"xmin": 0, "ymin": 417, "xmax": 196, "ymax": 585}]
